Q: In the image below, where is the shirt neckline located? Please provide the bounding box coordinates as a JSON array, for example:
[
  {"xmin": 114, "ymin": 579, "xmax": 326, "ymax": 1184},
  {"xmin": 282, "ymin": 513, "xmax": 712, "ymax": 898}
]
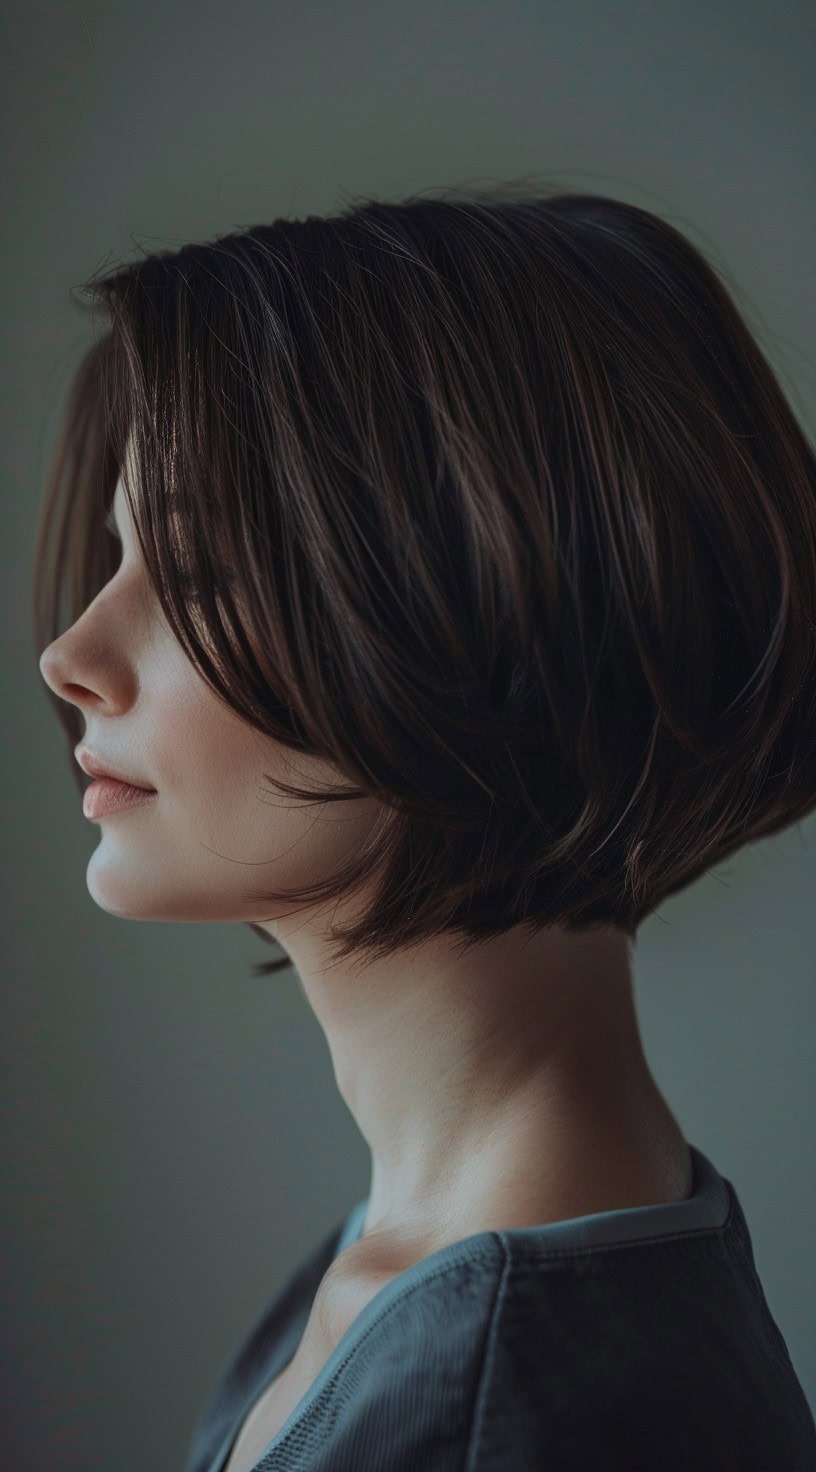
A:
[{"xmin": 215, "ymin": 1142, "xmax": 732, "ymax": 1470}]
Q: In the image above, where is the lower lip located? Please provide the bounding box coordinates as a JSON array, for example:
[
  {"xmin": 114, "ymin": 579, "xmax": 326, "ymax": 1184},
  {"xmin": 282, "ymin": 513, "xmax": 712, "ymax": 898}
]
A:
[{"xmin": 82, "ymin": 778, "xmax": 158, "ymax": 820}]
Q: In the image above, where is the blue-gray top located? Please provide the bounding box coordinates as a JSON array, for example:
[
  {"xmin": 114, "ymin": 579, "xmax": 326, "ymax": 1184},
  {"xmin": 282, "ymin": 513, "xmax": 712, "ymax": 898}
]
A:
[{"xmin": 182, "ymin": 1144, "xmax": 816, "ymax": 1470}]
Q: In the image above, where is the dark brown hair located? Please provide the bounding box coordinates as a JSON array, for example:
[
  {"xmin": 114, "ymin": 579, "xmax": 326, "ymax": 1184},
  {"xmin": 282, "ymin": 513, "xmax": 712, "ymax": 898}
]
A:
[{"xmin": 32, "ymin": 181, "xmax": 816, "ymax": 978}]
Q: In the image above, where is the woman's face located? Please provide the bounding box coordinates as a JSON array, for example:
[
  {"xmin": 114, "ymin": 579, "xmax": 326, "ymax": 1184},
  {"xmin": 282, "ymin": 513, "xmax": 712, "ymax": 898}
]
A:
[{"xmin": 38, "ymin": 468, "xmax": 379, "ymax": 928}]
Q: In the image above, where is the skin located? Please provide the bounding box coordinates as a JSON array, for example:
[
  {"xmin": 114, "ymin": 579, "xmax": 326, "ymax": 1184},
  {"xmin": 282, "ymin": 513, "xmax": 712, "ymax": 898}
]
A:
[{"xmin": 39, "ymin": 452, "xmax": 693, "ymax": 1294}]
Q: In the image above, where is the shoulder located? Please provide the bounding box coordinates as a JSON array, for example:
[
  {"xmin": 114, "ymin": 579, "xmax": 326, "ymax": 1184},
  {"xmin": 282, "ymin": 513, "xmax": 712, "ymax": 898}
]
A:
[
  {"xmin": 327, "ymin": 1224, "xmax": 816, "ymax": 1470},
  {"xmin": 467, "ymin": 1232, "xmax": 816, "ymax": 1470}
]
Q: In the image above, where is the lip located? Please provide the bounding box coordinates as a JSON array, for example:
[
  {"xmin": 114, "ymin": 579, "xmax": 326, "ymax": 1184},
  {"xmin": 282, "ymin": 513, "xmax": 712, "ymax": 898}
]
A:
[
  {"xmin": 74, "ymin": 746, "xmax": 156, "ymax": 791},
  {"xmin": 82, "ymin": 777, "xmax": 158, "ymax": 822}
]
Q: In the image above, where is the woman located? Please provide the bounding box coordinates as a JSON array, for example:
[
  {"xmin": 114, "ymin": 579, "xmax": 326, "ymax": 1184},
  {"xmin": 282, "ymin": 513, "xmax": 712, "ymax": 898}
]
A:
[{"xmin": 34, "ymin": 184, "xmax": 816, "ymax": 1470}]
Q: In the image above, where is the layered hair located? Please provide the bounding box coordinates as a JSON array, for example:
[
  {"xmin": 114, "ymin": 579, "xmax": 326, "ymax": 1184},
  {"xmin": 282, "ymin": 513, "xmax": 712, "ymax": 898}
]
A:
[{"xmin": 32, "ymin": 181, "xmax": 816, "ymax": 977}]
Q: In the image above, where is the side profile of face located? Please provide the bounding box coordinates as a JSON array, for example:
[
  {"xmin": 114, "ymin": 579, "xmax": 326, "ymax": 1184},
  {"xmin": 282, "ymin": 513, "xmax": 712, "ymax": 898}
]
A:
[
  {"xmin": 37, "ymin": 450, "xmax": 691, "ymax": 1243},
  {"xmin": 38, "ymin": 463, "xmax": 380, "ymax": 934}
]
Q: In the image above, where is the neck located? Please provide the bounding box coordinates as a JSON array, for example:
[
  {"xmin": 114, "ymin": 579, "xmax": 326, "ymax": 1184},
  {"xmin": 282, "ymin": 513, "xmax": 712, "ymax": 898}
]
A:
[{"xmin": 261, "ymin": 910, "xmax": 691, "ymax": 1252}]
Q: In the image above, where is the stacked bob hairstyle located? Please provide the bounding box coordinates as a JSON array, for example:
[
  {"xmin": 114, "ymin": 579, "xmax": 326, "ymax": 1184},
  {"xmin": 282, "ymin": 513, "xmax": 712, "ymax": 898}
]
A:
[{"xmin": 32, "ymin": 182, "xmax": 816, "ymax": 977}]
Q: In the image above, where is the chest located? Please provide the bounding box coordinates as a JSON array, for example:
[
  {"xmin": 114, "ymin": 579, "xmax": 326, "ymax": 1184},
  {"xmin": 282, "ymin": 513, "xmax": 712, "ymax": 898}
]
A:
[
  {"xmin": 220, "ymin": 1262, "xmax": 398, "ymax": 1472},
  {"xmin": 219, "ymin": 1352, "xmax": 318, "ymax": 1472}
]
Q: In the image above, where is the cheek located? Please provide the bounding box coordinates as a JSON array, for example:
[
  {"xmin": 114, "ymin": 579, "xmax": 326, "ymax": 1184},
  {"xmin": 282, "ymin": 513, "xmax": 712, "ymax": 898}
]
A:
[
  {"xmin": 195, "ymin": 735, "xmax": 379, "ymax": 900},
  {"xmin": 137, "ymin": 645, "xmax": 379, "ymax": 902},
  {"xmin": 155, "ymin": 684, "xmax": 362, "ymax": 878},
  {"xmin": 153, "ymin": 687, "xmax": 269, "ymax": 842}
]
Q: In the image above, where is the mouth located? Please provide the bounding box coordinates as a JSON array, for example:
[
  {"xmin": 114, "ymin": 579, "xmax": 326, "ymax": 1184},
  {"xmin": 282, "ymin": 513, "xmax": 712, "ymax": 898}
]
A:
[{"xmin": 74, "ymin": 746, "xmax": 156, "ymax": 791}]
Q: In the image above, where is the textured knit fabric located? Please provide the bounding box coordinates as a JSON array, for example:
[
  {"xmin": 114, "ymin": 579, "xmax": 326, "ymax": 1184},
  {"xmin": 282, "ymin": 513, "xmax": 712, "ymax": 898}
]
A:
[{"xmin": 181, "ymin": 1144, "xmax": 816, "ymax": 1470}]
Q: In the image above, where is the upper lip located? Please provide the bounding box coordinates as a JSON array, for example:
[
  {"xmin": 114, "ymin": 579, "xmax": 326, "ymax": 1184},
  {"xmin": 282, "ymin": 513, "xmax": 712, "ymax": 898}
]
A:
[{"xmin": 74, "ymin": 747, "xmax": 156, "ymax": 790}]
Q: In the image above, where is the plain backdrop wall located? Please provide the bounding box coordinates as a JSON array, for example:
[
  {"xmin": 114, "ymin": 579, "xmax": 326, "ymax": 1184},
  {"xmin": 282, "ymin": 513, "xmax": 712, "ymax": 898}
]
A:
[{"xmin": 1, "ymin": 1, "xmax": 814, "ymax": 1467}]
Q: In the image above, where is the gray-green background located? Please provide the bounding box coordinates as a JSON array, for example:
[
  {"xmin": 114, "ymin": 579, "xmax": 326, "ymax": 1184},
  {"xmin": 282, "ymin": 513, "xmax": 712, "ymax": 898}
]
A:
[{"xmin": 2, "ymin": 1, "xmax": 814, "ymax": 1467}]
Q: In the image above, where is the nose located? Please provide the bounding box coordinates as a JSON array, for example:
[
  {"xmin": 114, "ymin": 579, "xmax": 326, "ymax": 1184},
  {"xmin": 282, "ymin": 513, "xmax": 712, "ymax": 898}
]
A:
[
  {"xmin": 39, "ymin": 643, "xmax": 58, "ymax": 692},
  {"xmin": 39, "ymin": 639, "xmax": 85, "ymax": 703}
]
